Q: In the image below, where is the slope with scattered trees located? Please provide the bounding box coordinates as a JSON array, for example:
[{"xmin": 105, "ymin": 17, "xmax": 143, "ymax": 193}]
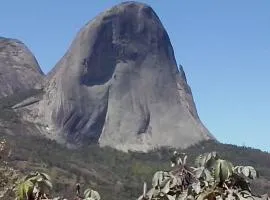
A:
[{"xmin": 0, "ymin": 133, "xmax": 269, "ymax": 200}]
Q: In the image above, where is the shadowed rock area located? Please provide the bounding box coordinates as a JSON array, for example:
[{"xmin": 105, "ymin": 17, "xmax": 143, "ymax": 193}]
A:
[
  {"xmin": 17, "ymin": 2, "xmax": 215, "ymax": 151},
  {"xmin": 0, "ymin": 37, "xmax": 44, "ymax": 98}
]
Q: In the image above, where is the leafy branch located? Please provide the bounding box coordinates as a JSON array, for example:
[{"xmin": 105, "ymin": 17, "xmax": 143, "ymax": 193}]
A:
[{"xmin": 138, "ymin": 151, "xmax": 269, "ymax": 200}]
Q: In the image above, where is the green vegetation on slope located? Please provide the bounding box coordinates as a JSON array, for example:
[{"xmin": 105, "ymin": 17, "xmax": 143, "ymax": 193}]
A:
[{"xmin": 0, "ymin": 132, "xmax": 269, "ymax": 200}]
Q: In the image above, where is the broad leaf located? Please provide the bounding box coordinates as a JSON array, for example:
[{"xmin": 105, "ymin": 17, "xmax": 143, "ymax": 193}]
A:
[
  {"xmin": 152, "ymin": 171, "xmax": 170, "ymax": 188},
  {"xmin": 234, "ymin": 166, "xmax": 257, "ymax": 179},
  {"xmin": 214, "ymin": 159, "xmax": 233, "ymax": 183},
  {"xmin": 84, "ymin": 188, "xmax": 101, "ymax": 200}
]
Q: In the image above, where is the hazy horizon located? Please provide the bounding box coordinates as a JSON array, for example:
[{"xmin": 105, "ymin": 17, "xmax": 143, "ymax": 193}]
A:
[{"xmin": 0, "ymin": 1, "xmax": 269, "ymax": 152}]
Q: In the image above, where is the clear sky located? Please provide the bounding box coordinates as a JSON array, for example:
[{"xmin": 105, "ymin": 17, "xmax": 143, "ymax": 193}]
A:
[{"xmin": 0, "ymin": 1, "xmax": 269, "ymax": 152}]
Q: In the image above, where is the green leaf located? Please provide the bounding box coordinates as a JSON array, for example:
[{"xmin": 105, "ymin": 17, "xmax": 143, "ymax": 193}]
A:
[
  {"xmin": 234, "ymin": 166, "xmax": 257, "ymax": 179},
  {"xmin": 195, "ymin": 152, "xmax": 218, "ymax": 168},
  {"xmin": 161, "ymin": 179, "xmax": 171, "ymax": 194},
  {"xmin": 176, "ymin": 191, "xmax": 188, "ymax": 200},
  {"xmin": 84, "ymin": 188, "xmax": 101, "ymax": 200},
  {"xmin": 193, "ymin": 167, "xmax": 204, "ymax": 178},
  {"xmin": 91, "ymin": 190, "xmax": 101, "ymax": 200},
  {"xmin": 167, "ymin": 194, "xmax": 176, "ymax": 200},
  {"xmin": 147, "ymin": 188, "xmax": 155, "ymax": 199},
  {"xmin": 214, "ymin": 159, "xmax": 233, "ymax": 183},
  {"xmin": 196, "ymin": 188, "xmax": 222, "ymax": 200},
  {"xmin": 23, "ymin": 172, "xmax": 38, "ymax": 182},
  {"xmin": 169, "ymin": 174, "xmax": 178, "ymax": 188},
  {"xmin": 260, "ymin": 194, "xmax": 270, "ymax": 200},
  {"xmin": 193, "ymin": 167, "xmax": 213, "ymax": 182},
  {"xmin": 235, "ymin": 190, "xmax": 253, "ymax": 200},
  {"xmin": 152, "ymin": 171, "xmax": 170, "ymax": 187},
  {"xmin": 152, "ymin": 187, "xmax": 162, "ymax": 198},
  {"xmin": 170, "ymin": 151, "xmax": 179, "ymax": 167},
  {"xmin": 15, "ymin": 180, "xmax": 34, "ymax": 200},
  {"xmin": 84, "ymin": 189, "xmax": 91, "ymax": 198},
  {"xmin": 186, "ymin": 195, "xmax": 195, "ymax": 200},
  {"xmin": 183, "ymin": 155, "xmax": 187, "ymax": 166},
  {"xmin": 39, "ymin": 172, "xmax": 52, "ymax": 181},
  {"xmin": 245, "ymin": 166, "xmax": 257, "ymax": 179},
  {"xmin": 191, "ymin": 182, "xmax": 201, "ymax": 194}
]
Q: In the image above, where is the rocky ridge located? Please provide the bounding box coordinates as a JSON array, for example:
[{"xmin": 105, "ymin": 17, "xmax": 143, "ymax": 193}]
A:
[{"xmin": 1, "ymin": 2, "xmax": 215, "ymax": 152}]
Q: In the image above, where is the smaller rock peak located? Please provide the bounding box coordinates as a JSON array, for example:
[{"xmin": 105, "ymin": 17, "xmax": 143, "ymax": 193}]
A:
[
  {"xmin": 0, "ymin": 36, "xmax": 44, "ymax": 98},
  {"xmin": 0, "ymin": 36, "xmax": 44, "ymax": 75}
]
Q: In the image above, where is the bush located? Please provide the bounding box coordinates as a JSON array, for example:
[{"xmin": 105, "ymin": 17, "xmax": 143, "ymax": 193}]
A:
[{"xmin": 138, "ymin": 151, "xmax": 269, "ymax": 200}]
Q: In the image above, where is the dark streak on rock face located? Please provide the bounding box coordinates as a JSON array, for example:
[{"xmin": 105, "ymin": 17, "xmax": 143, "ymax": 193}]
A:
[{"xmin": 80, "ymin": 21, "xmax": 117, "ymax": 86}]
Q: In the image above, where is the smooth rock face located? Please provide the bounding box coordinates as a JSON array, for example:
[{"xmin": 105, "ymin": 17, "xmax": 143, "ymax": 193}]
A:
[
  {"xmin": 0, "ymin": 37, "xmax": 44, "ymax": 98},
  {"xmin": 25, "ymin": 2, "xmax": 214, "ymax": 151}
]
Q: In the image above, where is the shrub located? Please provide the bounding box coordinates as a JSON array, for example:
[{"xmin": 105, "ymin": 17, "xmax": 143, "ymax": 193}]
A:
[{"xmin": 138, "ymin": 151, "xmax": 270, "ymax": 200}]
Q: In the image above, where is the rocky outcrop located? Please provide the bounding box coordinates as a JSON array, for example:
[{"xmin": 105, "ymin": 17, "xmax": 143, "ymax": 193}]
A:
[
  {"xmin": 0, "ymin": 37, "xmax": 44, "ymax": 98},
  {"xmin": 17, "ymin": 2, "xmax": 214, "ymax": 151}
]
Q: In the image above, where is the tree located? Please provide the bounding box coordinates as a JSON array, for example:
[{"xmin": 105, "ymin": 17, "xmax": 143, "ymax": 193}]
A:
[
  {"xmin": 15, "ymin": 171, "xmax": 52, "ymax": 200},
  {"xmin": 138, "ymin": 151, "xmax": 269, "ymax": 200}
]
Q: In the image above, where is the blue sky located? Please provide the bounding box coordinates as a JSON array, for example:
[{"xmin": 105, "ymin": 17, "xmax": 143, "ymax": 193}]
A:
[{"xmin": 0, "ymin": 1, "xmax": 269, "ymax": 152}]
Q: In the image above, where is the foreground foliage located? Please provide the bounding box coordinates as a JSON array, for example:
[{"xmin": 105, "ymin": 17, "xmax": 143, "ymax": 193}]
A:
[
  {"xmin": 138, "ymin": 151, "xmax": 269, "ymax": 200},
  {"xmin": 15, "ymin": 172, "xmax": 100, "ymax": 200},
  {"xmin": 1, "ymin": 134, "xmax": 270, "ymax": 200},
  {"xmin": 15, "ymin": 171, "xmax": 52, "ymax": 200}
]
